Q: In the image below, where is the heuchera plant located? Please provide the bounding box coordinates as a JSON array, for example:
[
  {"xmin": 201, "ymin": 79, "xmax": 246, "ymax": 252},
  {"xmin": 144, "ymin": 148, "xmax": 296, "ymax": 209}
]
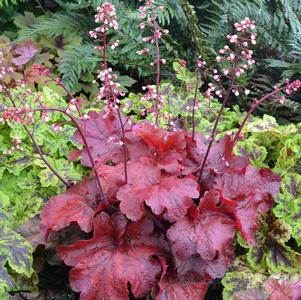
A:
[{"xmin": 1, "ymin": 1, "xmax": 301, "ymax": 299}]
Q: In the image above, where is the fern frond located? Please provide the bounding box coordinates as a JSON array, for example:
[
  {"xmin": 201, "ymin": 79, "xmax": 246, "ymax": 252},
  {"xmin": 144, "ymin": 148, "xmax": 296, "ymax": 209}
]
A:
[
  {"xmin": 178, "ymin": 0, "xmax": 205, "ymax": 57},
  {"xmin": 18, "ymin": 11, "xmax": 92, "ymax": 40},
  {"xmin": 58, "ymin": 44, "xmax": 100, "ymax": 90},
  {"xmin": 0, "ymin": 0, "xmax": 24, "ymax": 7}
]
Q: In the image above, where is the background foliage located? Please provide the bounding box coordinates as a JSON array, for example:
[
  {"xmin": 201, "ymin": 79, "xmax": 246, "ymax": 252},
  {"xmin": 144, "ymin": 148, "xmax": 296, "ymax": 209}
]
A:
[{"xmin": 0, "ymin": 0, "xmax": 300, "ymax": 298}]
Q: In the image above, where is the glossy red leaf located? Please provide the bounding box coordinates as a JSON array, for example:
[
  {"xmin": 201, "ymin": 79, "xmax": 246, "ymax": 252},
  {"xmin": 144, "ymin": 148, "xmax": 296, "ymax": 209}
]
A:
[
  {"xmin": 187, "ymin": 133, "xmax": 249, "ymax": 191},
  {"xmin": 168, "ymin": 210, "xmax": 235, "ymax": 261},
  {"xmin": 167, "ymin": 210, "xmax": 235, "ymax": 278},
  {"xmin": 214, "ymin": 166, "xmax": 281, "ymax": 244},
  {"xmin": 187, "ymin": 133, "xmax": 248, "ymax": 171},
  {"xmin": 57, "ymin": 212, "xmax": 166, "ymax": 300},
  {"xmin": 74, "ymin": 111, "xmax": 126, "ymax": 167},
  {"xmin": 153, "ymin": 258, "xmax": 209, "ymax": 300},
  {"xmin": 134, "ymin": 123, "xmax": 186, "ymax": 153},
  {"xmin": 117, "ymin": 160, "xmax": 199, "ymax": 221},
  {"xmin": 96, "ymin": 163, "xmax": 126, "ymax": 198},
  {"xmin": 155, "ymin": 277, "xmax": 208, "ymax": 300},
  {"xmin": 133, "ymin": 123, "xmax": 187, "ymax": 172},
  {"xmin": 40, "ymin": 178, "xmax": 101, "ymax": 235}
]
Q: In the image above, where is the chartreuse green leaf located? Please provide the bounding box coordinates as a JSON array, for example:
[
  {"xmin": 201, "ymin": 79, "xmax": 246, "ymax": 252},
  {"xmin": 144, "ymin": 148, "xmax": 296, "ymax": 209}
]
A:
[
  {"xmin": 237, "ymin": 214, "xmax": 299, "ymax": 274},
  {"xmin": 246, "ymin": 114, "xmax": 278, "ymax": 132},
  {"xmin": 0, "ymin": 170, "xmax": 44, "ymax": 228},
  {"xmin": 173, "ymin": 61, "xmax": 195, "ymax": 87},
  {"xmin": 243, "ymin": 117, "xmax": 297, "ymax": 163},
  {"xmin": 273, "ymin": 173, "xmax": 300, "ymax": 220},
  {"xmin": 274, "ymin": 134, "xmax": 301, "ymax": 174},
  {"xmin": 274, "ymin": 173, "xmax": 301, "ymax": 245},
  {"xmin": 222, "ymin": 259, "xmax": 268, "ymax": 300},
  {"xmin": 34, "ymin": 157, "xmax": 84, "ymax": 188},
  {"xmin": 234, "ymin": 138, "xmax": 268, "ymax": 167},
  {"xmin": 0, "ymin": 224, "xmax": 33, "ymax": 299}
]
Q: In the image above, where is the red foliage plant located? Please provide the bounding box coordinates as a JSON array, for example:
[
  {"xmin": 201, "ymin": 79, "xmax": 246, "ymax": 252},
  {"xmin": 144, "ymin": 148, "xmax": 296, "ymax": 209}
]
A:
[
  {"xmin": 1, "ymin": 2, "xmax": 301, "ymax": 300},
  {"xmin": 40, "ymin": 112, "xmax": 282, "ymax": 299}
]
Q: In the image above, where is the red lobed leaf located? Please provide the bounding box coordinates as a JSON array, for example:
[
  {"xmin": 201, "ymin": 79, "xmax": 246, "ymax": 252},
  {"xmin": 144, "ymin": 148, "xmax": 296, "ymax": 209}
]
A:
[
  {"xmin": 155, "ymin": 276, "xmax": 208, "ymax": 300},
  {"xmin": 117, "ymin": 160, "xmax": 199, "ymax": 221},
  {"xmin": 74, "ymin": 111, "xmax": 150, "ymax": 168},
  {"xmin": 214, "ymin": 166, "xmax": 281, "ymax": 244},
  {"xmin": 167, "ymin": 210, "xmax": 236, "ymax": 279},
  {"xmin": 134, "ymin": 123, "xmax": 186, "ymax": 153},
  {"xmin": 40, "ymin": 178, "xmax": 101, "ymax": 236},
  {"xmin": 187, "ymin": 133, "xmax": 249, "ymax": 191},
  {"xmin": 96, "ymin": 163, "xmax": 126, "ymax": 199},
  {"xmin": 133, "ymin": 123, "xmax": 187, "ymax": 172},
  {"xmin": 74, "ymin": 111, "xmax": 127, "ymax": 167},
  {"xmin": 57, "ymin": 212, "xmax": 166, "ymax": 300},
  {"xmin": 153, "ymin": 257, "xmax": 209, "ymax": 300}
]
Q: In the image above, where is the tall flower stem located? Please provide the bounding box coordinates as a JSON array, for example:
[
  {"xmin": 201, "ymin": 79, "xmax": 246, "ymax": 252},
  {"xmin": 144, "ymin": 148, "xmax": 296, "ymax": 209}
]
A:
[
  {"xmin": 149, "ymin": 3, "xmax": 161, "ymax": 127},
  {"xmin": 47, "ymin": 74, "xmax": 83, "ymax": 117},
  {"xmin": 197, "ymin": 67, "xmax": 236, "ymax": 184},
  {"xmin": 192, "ymin": 66, "xmax": 200, "ymax": 142},
  {"xmin": 233, "ymin": 87, "xmax": 286, "ymax": 144},
  {"xmin": 116, "ymin": 109, "xmax": 128, "ymax": 183},
  {"xmin": 102, "ymin": 29, "xmax": 128, "ymax": 184}
]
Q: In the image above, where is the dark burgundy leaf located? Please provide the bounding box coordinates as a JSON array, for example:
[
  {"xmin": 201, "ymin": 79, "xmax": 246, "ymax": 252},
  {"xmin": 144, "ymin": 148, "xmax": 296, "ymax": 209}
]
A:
[
  {"xmin": 58, "ymin": 213, "xmax": 165, "ymax": 300},
  {"xmin": 74, "ymin": 111, "xmax": 126, "ymax": 167},
  {"xmin": 40, "ymin": 178, "xmax": 101, "ymax": 235},
  {"xmin": 167, "ymin": 210, "xmax": 235, "ymax": 278},
  {"xmin": 155, "ymin": 277, "xmax": 208, "ymax": 300},
  {"xmin": 12, "ymin": 40, "xmax": 38, "ymax": 66},
  {"xmin": 214, "ymin": 166, "xmax": 281, "ymax": 244}
]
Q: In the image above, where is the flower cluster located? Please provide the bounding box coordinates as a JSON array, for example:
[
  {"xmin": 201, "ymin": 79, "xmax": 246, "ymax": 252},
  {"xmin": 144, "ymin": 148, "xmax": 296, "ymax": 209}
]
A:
[
  {"xmin": 32, "ymin": 64, "xmax": 50, "ymax": 76},
  {"xmin": 205, "ymin": 18, "xmax": 257, "ymax": 100},
  {"xmin": 0, "ymin": 105, "xmax": 33, "ymax": 125},
  {"xmin": 89, "ymin": 2, "xmax": 124, "ymax": 117},
  {"xmin": 3, "ymin": 137, "xmax": 23, "ymax": 155},
  {"xmin": 90, "ymin": 2, "xmax": 118, "ymax": 35},
  {"xmin": 137, "ymin": 1, "xmax": 169, "ymax": 60},
  {"xmin": 95, "ymin": 68, "xmax": 124, "ymax": 114},
  {"xmin": 137, "ymin": 1, "xmax": 169, "ymax": 126},
  {"xmin": 285, "ymin": 79, "xmax": 301, "ymax": 94}
]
